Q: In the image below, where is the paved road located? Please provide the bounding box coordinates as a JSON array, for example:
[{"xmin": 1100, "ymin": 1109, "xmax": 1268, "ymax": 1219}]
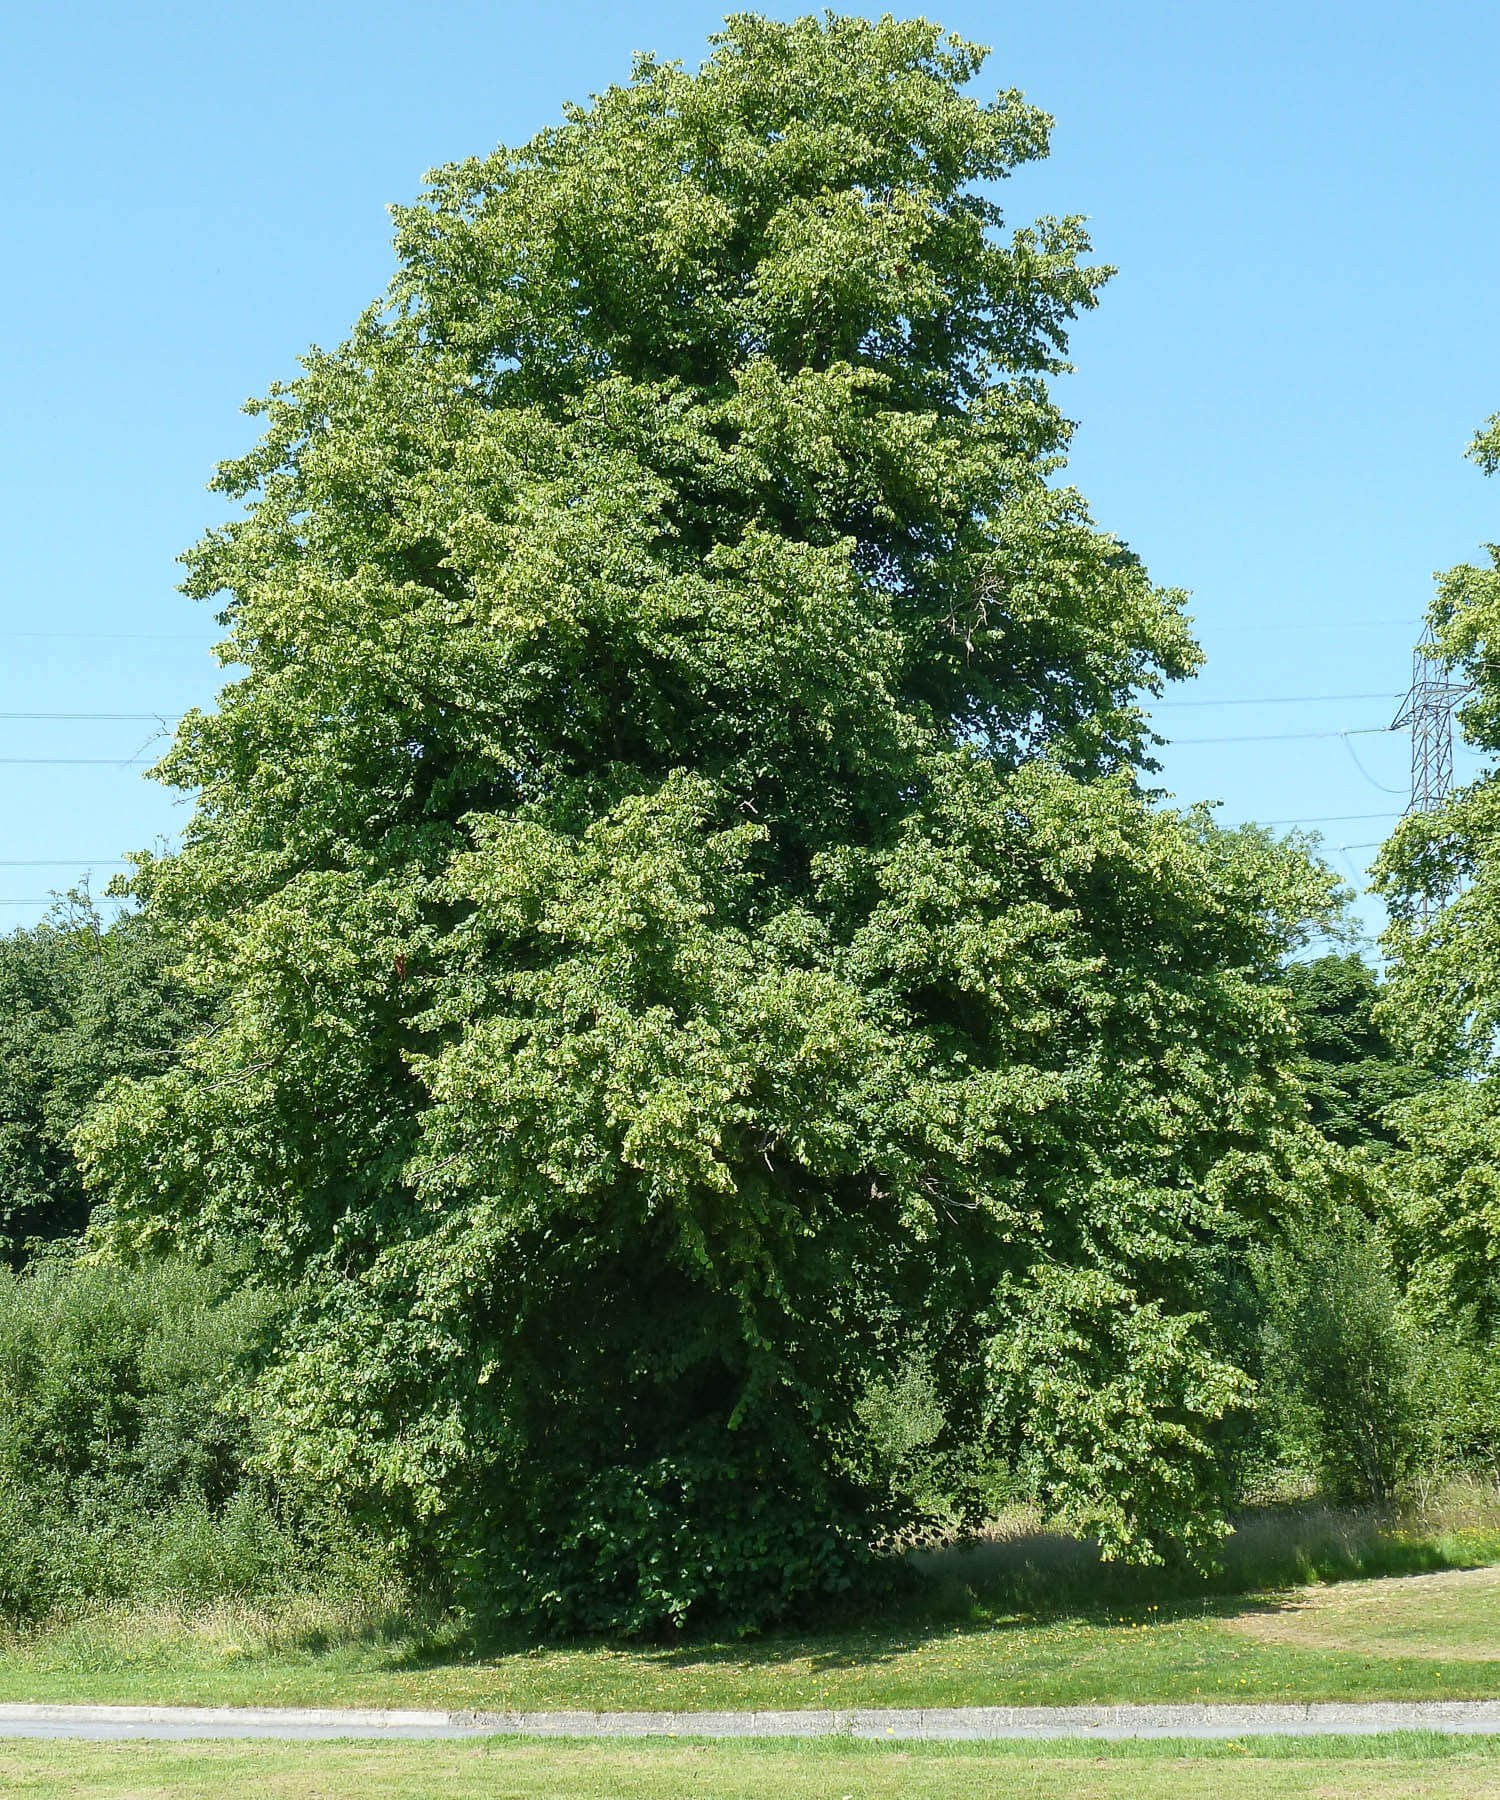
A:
[{"xmin": 4, "ymin": 1701, "xmax": 1500, "ymax": 1741}]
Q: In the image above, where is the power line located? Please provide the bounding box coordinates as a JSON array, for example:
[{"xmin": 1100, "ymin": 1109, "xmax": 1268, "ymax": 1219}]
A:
[
  {"xmin": 0, "ymin": 696, "xmax": 1415, "ymax": 718},
  {"xmin": 0, "ymin": 897, "xmax": 130, "ymax": 906},
  {"xmin": 0, "ymin": 620, "xmax": 1427, "ymax": 640},
  {"xmin": 1151, "ymin": 691, "xmax": 1401, "ymax": 709},
  {"xmin": 1206, "ymin": 618, "xmax": 1421, "ymax": 635},
  {"xmin": 1260, "ymin": 811, "xmax": 1400, "ymax": 826},
  {"xmin": 1340, "ymin": 733, "xmax": 1415, "ymax": 795},
  {"xmin": 0, "ymin": 697, "xmax": 1408, "ymax": 721},
  {"xmin": 0, "ymin": 692, "xmax": 1429, "ymax": 729},
  {"xmin": 1169, "ymin": 726, "xmax": 1395, "ymax": 746},
  {"xmin": 0, "ymin": 725, "xmax": 1425, "ymax": 759},
  {"xmin": 0, "ymin": 631, "xmax": 207, "ymax": 641}
]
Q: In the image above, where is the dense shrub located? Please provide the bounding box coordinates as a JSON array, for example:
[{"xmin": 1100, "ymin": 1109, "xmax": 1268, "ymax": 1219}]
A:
[
  {"xmin": 1413, "ymin": 1328, "xmax": 1500, "ymax": 1472},
  {"xmin": 1283, "ymin": 953, "xmax": 1446, "ymax": 1151},
  {"xmin": 1258, "ymin": 1228, "xmax": 1425, "ymax": 1504},
  {"xmin": 0, "ymin": 1253, "xmax": 394, "ymax": 1623},
  {"xmin": 0, "ymin": 1253, "xmax": 264, "ymax": 1506}
]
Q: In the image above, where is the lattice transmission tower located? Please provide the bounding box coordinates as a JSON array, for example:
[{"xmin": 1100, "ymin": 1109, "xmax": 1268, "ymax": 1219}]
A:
[{"xmin": 1392, "ymin": 624, "xmax": 1474, "ymax": 920}]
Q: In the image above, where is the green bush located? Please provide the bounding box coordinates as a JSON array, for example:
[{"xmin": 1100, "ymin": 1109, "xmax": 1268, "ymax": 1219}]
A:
[
  {"xmin": 0, "ymin": 1252, "xmax": 396, "ymax": 1623},
  {"xmin": 459, "ymin": 1437, "xmax": 882, "ymax": 1639},
  {"xmin": 0, "ymin": 1252, "xmax": 268, "ymax": 1508},
  {"xmin": 1258, "ymin": 1228, "xmax": 1425, "ymax": 1504},
  {"xmin": 853, "ymin": 1358, "xmax": 961, "ymax": 1536},
  {"xmin": 0, "ymin": 896, "xmax": 213, "ymax": 1263},
  {"xmin": 1415, "ymin": 1328, "xmax": 1500, "ymax": 1471}
]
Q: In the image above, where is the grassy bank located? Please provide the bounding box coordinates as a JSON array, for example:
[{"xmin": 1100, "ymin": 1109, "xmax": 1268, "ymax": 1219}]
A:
[
  {"xmin": 3, "ymin": 1495, "xmax": 1500, "ymax": 1713},
  {"xmin": 4, "ymin": 1735, "xmax": 1500, "ymax": 1799}
]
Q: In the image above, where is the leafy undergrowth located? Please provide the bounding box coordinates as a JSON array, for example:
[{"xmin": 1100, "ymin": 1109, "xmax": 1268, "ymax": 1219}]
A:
[
  {"xmin": 5, "ymin": 1737, "xmax": 1500, "ymax": 1800},
  {"xmin": 3, "ymin": 1491, "xmax": 1500, "ymax": 1712}
]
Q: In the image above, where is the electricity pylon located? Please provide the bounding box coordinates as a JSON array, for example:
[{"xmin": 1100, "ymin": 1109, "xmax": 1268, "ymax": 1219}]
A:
[{"xmin": 1391, "ymin": 624, "xmax": 1474, "ymax": 921}]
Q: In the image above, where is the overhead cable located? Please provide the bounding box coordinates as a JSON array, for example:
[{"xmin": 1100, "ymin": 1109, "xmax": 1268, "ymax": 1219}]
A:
[
  {"xmin": 1259, "ymin": 811, "xmax": 1400, "ymax": 826},
  {"xmin": 1169, "ymin": 726, "xmax": 1394, "ymax": 746},
  {"xmin": 1151, "ymin": 692, "xmax": 1401, "ymax": 709},
  {"xmin": 0, "ymin": 630, "xmax": 206, "ymax": 641},
  {"xmin": 1339, "ymin": 734, "xmax": 1410, "ymax": 796},
  {"xmin": 0, "ymin": 897, "xmax": 129, "ymax": 906},
  {"xmin": 1208, "ymin": 618, "xmax": 1421, "ymax": 635}
]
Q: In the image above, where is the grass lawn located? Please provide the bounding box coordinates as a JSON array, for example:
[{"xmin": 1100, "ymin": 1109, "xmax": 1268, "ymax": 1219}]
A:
[
  {"xmin": 6, "ymin": 1568, "xmax": 1500, "ymax": 1714},
  {"xmin": 3, "ymin": 1735, "xmax": 1500, "ymax": 1798}
]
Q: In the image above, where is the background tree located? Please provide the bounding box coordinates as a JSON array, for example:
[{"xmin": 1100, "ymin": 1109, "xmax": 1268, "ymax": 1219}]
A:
[
  {"xmin": 1283, "ymin": 952, "xmax": 1446, "ymax": 1151},
  {"xmin": 83, "ymin": 13, "xmax": 1337, "ymax": 1632},
  {"xmin": 0, "ymin": 893, "xmax": 209, "ymax": 1263}
]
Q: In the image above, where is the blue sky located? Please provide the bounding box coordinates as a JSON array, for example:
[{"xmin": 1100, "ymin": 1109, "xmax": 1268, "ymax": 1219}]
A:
[{"xmin": 3, "ymin": 0, "xmax": 1497, "ymax": 939}]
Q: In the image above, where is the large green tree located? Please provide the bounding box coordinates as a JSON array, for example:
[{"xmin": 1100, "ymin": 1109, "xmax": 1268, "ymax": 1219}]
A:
[
  {"xmin": 1375, "ymin": 412, "xmax": 1500, "ymax": 1331},
  {"xmin": 83, "ymin": 14, "xmax": 1335, "ymax": 1632}
]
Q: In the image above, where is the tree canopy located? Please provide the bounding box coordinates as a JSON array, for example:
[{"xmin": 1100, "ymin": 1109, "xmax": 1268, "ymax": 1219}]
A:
[
  {"xmin": 83, "ymin": 13, "xmax": 1338, "ymax": 1632},
  {"xmin": 1376, "ymin": 412, "xmax": 1500, "ymax": 996}
]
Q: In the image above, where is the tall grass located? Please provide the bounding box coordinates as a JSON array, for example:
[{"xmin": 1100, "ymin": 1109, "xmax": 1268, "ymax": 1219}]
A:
[
  {"xmin": 0, "ymin": 1592, "xmax": 442, "ymax": 1678},
  {"xmin": 910, "ymin": 1480, "xmax": 1500, "ymax": 1620}
]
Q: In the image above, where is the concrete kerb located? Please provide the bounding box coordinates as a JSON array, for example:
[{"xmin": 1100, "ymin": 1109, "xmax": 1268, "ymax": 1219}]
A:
[{"xmin": 5, "ymin": 1701, "xmax": 1500, "ymax": 1741}]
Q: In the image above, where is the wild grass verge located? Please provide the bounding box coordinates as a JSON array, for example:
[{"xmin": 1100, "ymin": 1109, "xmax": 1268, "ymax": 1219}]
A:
[{"xmin": 913, "ymin": 1476, "xmax": 1500, "ymax": 1622}]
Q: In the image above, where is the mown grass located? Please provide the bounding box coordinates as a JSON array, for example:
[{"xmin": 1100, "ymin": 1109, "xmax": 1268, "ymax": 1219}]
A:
[
  {"xmin": 5, "ymin": 1736, "xmax": 1500, "ymax": 1800},
  {"xmin": 1231, "ymin": 1565, "xmax": 1500, "ymax": 1660},
  {"xmin": 4, "ymin": 1488, "xmax": 1500, "ymax": 1713}
]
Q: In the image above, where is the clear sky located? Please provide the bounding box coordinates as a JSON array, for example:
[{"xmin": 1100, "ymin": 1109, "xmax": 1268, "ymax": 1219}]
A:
[{"xmin": 3, "ymin": 0, "xmax": 1497, "ymax": 939}]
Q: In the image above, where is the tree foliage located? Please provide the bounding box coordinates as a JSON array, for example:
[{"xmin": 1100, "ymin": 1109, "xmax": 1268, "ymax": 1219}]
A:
[
  {"xmin": 1376, "ymin": 412, "xmax": 1500, "ymax": 1003},
  {"xmin": 0, "ymin": 895, "xmax": 209, "ymax": 1264},
  {"xmin": 83, "ymin": 14, "xmax": 1338, "ymax": 1632}
]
